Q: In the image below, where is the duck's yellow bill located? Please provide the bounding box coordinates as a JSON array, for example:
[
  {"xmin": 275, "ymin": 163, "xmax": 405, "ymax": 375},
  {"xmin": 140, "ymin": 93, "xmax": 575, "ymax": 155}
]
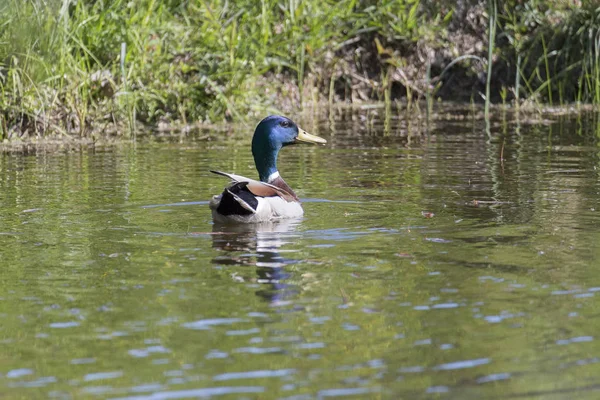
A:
[{"xmin": 295, "ymin": 128, "xmax": 327, "ymax": 144}]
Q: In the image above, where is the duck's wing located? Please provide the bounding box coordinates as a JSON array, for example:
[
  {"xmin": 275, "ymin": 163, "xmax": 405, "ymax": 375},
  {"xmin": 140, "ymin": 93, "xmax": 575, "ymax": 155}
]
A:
[
  {"xmin": 215, "ymin": 181, "xmax": 259, "ymax": 215},
  {"xmin": 210, "ymin": 170, "xmax": 296, "ymax": 202}
]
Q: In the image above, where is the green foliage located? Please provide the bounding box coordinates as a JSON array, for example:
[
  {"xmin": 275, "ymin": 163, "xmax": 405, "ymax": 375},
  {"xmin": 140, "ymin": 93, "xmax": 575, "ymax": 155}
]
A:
[
  {"xmin": 2, "ymin": 0, "xmax": 600, "ymax": 138},
  {"xmin": 0, "ymin": 0, "xmax": 436, "ymax": 137},
  {"xmin": 498, "ymin": 0, "xmax": 600, "ymax": 106}
]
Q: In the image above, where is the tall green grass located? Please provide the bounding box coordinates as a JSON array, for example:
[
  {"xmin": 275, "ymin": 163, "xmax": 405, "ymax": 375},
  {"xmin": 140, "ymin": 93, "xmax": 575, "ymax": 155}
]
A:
[
  {"xmin": 1, "ymin": 0, "xmax": 599, "ymax": 139},
  {"xmin": 500, "ymin": 1, "xmax": 600, "ymax": 107},
  {"xmin": 0, "ymin": 0, "xmax": 432, "ymax": 137}
]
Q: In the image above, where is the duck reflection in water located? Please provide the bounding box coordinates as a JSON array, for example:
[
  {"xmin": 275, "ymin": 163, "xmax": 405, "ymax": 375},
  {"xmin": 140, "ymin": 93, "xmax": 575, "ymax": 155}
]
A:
[{"xmin": 211, "ymin": 218, "xmax": 302, "ymax": 304}]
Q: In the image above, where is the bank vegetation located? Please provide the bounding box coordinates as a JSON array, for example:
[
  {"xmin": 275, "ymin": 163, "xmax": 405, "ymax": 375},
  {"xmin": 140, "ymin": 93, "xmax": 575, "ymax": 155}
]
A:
[{"xmin": 0, "ymin": 0, "xmax": 596, "ymax": 138}]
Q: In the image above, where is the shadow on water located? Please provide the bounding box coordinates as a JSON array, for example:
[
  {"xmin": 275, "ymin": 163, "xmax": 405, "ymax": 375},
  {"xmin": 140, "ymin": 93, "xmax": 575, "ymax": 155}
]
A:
[{"xmin": 211, "ymin": 219, "xmax": 302, "ymax": 305}]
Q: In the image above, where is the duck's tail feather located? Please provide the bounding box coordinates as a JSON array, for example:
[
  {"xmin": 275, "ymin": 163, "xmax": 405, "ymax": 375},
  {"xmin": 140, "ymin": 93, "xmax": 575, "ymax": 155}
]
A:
[{"xmin": 210, "ymin": 170, "xmax": 232, "ymax": 179}]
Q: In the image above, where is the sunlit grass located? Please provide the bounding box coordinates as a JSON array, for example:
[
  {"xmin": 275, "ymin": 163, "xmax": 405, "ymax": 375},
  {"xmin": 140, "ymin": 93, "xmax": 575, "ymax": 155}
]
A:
[
  {"xmin": 0, "ymin": 0, "xmax": 599, "ymax": 139},
  {"xmin": 0, "ymin": 0, "xmax": 436, "ymax": 137}
]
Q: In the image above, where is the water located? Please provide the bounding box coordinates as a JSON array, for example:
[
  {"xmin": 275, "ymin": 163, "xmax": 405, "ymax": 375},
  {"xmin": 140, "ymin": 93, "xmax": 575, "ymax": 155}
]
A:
[{"xmin": 1, "ymin": 107, "xmax": 600, "ymax": 399}]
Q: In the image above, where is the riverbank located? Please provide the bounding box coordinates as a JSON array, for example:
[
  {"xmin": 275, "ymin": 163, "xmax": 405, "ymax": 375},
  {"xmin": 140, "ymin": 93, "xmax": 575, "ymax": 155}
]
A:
[{"xmin": 0, "ymin": 0, "xmax": 593, "ymax": 139}]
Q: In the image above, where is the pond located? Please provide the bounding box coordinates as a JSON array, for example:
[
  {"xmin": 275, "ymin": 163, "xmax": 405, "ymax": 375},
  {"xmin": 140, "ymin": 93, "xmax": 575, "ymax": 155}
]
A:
[{"xmin": 1, "ymin": 106, "xmax": 600, "ymax": 399}]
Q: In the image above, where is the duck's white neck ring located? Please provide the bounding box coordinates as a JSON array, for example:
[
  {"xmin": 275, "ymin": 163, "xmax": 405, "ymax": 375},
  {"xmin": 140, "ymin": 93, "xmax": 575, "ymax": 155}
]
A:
[{"xmin": 267, "ymin": 171, "xmax": 280, "ymax": 183}]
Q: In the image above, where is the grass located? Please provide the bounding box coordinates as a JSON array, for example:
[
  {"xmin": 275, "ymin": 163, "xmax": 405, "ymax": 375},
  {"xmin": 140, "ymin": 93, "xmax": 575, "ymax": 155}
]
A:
[
  {"xmin": 507, "ymin": 1, "xmax": 600, "ymax": 107},
  {"xmin": 0, "ymin": 0, "xmax": 599, "ymax": 139},
  {"xmin": 1, "ymin": 0, "xmax": 438, "ymax": 137}
]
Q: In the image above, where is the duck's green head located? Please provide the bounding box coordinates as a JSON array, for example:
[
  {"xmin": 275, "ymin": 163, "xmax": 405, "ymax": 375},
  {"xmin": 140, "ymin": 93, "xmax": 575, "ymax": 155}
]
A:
[{"xmin": 252, "ymin": 115, "xmax": 326, "ymax": 182}]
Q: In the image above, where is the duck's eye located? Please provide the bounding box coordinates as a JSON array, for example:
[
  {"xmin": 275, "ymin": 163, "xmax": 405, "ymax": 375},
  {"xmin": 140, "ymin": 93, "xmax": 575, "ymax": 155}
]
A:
[{"xmin": 280, "ymin": 120, "xmax": 291, "ymax": 128}]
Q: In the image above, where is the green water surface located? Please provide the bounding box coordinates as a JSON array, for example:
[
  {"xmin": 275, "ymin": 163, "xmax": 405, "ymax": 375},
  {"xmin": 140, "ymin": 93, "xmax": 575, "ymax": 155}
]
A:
[{"xmin": 1, "ymin": 108, "xmax": 600, "ymax": 399}]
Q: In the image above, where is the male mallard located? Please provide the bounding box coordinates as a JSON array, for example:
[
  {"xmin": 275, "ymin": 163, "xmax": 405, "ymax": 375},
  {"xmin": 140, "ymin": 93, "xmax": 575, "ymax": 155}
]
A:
[{"xmin": 209, "ymin": 115, "xmax": 326, "ymax": 223}]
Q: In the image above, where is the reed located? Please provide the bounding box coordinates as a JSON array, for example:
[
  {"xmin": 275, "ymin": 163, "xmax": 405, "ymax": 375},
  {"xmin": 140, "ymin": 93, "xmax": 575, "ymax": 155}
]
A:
[
  {"xmin": 485, "ymin": 0, "xmax": 497, "ymax": 122},
  {"xmin": 541, "ymin": 35, "xmax": 553, "ymax": 106}
]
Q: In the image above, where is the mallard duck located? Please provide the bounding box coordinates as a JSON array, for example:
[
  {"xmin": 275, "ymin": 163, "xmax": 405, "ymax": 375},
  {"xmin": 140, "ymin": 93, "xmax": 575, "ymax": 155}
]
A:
[{"xmin": 209, "ymin": 115, "xmax": 326, "ymax": 223}]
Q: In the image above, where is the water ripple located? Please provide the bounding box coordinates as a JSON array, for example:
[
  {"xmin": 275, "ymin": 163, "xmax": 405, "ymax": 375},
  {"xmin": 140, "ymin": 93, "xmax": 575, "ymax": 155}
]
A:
[
  {"xmin": 317, "ymin": 388, "xmax": 374, "ymax": 398},
  {"xmin": 556, "ymin": 336, "xmax": 593, "ymax": 345},
  {"xmin": 49, "ymin": 321, "xmax": 80, "ymax": 328},
  {"xmin": 181, "ymin": 318, "xmax": 246, "ymax": 330},
  {"xmin": 110, "ymin": 386, "xmax": 265, "ymax": 399},
  {"xmin": 477, "ymin": 373, "xmax": 511, "ymax": 383},
  {"xmin": 128, "ymin": 346, "xmax": 171, "ymax": 358},
  {"xmin": 84, "ymin": 371, "xmax": 123, "ymax": 381},
  {"xmin": 6, "ymin": 369, "xmax": 33, "ymax": 378},
  {"xmin": 233, "ymin": 347, "xmax": 283, "ymax": 354},
  {"xmin": 213, "ymin": 368, "xmax": 296, "ymax": 381},
  {"xmin": 434, "ymin": 358, "xmax": 490, "ymax": 371}
]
